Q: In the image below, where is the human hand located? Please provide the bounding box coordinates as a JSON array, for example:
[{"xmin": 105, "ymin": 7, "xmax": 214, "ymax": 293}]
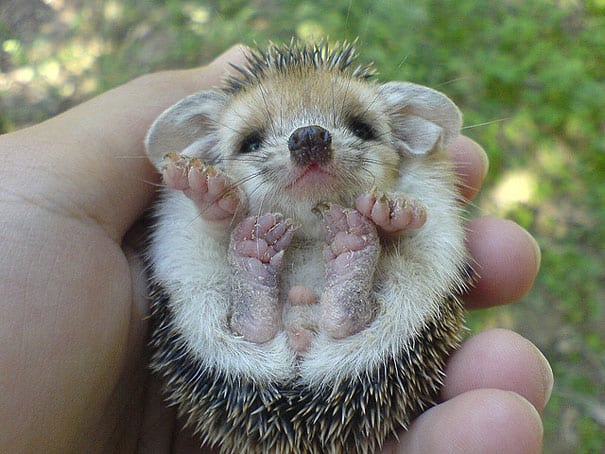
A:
[
  {"xmin": 389, "ymin": 137, "xmax": 550, "ymax": 453},
  {"xmin": 0, "ymin": 46, "xmax": 550, "ymax": 453}
]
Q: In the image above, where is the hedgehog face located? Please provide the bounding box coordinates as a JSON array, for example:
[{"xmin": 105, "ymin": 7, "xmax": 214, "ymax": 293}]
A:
[
  {"xmin": 216, "ymin": 69, "xmax": 401, "ymax": 224},
  {"xmin": 145, "ymin": 43, "xmax": 461, "ymax": 233}
]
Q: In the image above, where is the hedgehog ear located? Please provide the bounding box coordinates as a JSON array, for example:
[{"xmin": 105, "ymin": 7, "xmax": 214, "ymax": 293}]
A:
[
  {"xmin": 145, "ymin": 91, "xmax": 228, "ymax": 169},
  {"xmin": 377, "ymin": 81, "xmax": 462, "ymax": 156}
]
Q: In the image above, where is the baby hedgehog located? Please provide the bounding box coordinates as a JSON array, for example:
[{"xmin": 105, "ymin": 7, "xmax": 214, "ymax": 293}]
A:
[{"xmin": 144, "ymin": 40, "xmax": 469, "ymax": 453}]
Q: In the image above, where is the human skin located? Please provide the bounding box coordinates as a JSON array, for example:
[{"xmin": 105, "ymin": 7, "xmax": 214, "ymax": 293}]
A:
[{"xmin": 0, "ymin": 46, "xmax": 551, "ymax": 453}]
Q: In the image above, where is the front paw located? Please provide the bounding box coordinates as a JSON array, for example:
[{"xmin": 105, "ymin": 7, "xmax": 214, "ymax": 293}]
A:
[
  {"xmin": 355, "ymin": 190, "xmax": 427, "ymax": 236},
  {"xmin": 161, "ymin": 153, "xmax": 244, "ymax": 222}
]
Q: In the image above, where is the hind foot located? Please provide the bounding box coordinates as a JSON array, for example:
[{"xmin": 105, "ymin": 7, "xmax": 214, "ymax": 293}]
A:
[
  {"xmin": 320, "ymin": 204, "xmax": 380, "ymax": 339},
  {"xmin": 161, "ymin": 153, "xmax": 244, "ymax": 222},
  {"xmin": 355, "ymin": 191, "xmax": 426, "ymax": 236},
  {"xmin": 229, "ymin": 214, "xmax": 297, "ymax": 343}
]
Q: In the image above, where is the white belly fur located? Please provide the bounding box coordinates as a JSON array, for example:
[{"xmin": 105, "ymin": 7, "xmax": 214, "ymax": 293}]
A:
[{"xmin": 147, "ymin": 159, "xmax": 467, "ymax": 388}]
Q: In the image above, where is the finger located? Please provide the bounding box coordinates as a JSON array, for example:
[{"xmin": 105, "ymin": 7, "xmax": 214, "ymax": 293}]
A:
[
  {"xmin": 171, "ymin": 425, "xmax": 218, "ymax": 454},
  {"xmin": 464, "ymin": 216, "xmax": 541, "ymax": 308},
  {"xmin": 56, "ymin": 44, "xmax": 247, "ymax": 156},
  {"xmin": 442, "ymin": 329, "xmax": 553, "ymax": 413},
  {"xmin": 389, "ymin": 389, "xmax": 543, "ymax": 454},
  {"xmin": 137, "ymin": 375, "xmax": 177, "ymax": 453},
  {"xmin": 1, "ymin": 45, "xmax": 248, "ymax": 243},
  {"xmin": 448, "ymin": 135, "xmax": 489, "ymax": 203}
]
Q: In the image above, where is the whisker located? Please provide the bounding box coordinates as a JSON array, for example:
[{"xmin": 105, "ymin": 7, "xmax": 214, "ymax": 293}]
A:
[
  {"xmin": 462, "ymin": 118, "xmax": 510, "ymax": 130},
  {"xmin": 434, "ymin": 76, "xmax": 469, "ymax": 88},
  {"xmin": 227, "ymin": 104, "xmax": 264, "ymax": 136},
  {"xmin": 354, "ymin": 86, "xmax": 389, "ymax": 121},
  {"xmin": 339, "ymin": 71, "xmax": 354, "ymax": 124},
  {"xmin": 218, "ymin": 156, "xmax": 267, "ymax": 164},
  {"xmin": 141, "ymin": 179, "xmax": 166, "ymax": 188},
  {"xmin": 178, "ymin": 168, "xmax": 273, "ymax": 230},
  {"xmin": 256, "ymin": 78, "xmax": 279, "ymax": 139},
  {"xmin": 201, "ymin": 115, "xmax": 242, "ymax": 135},
  {"xmin": 395, "ymin": 55, "xmax": 409, "ymax": 72},
  {"xmin": 114, "ymin": 155, "xmax": 150, "ymax": 160},
  {"xmin": 344, "ymin": 0, "xmax": 353, "ymax": 29},
  {"xmin": 330, "ymin": 76, "xmax": 338, "ymax": 127}
]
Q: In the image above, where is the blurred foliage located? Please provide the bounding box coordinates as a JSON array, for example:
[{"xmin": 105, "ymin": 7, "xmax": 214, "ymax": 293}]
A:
[{"xmin": 1, "ymin": 0, "xmax": 604, "ymax": 451}]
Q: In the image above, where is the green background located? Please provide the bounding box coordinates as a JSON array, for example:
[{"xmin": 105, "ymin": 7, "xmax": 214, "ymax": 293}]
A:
[{"xmin": 1, "ymin": 0, "xmax": 603, "ymax": 451}]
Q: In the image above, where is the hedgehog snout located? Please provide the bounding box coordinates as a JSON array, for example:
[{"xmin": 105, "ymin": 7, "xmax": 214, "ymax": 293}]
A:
[{"xmin": 288, "ymin": 125, "xmax": 332, "ymax": 167}]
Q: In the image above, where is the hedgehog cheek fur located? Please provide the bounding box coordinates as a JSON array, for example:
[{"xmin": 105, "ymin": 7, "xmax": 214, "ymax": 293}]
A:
[{"xmin": 145, "ymin": 40, "xmax": 470, "ymax": 454}]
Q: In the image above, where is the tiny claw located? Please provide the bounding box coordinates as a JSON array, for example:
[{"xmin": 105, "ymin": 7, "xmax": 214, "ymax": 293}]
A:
[
  {"xmin": 160, "ymin": 151, "xmax": 180, "ymax": 170},
  {"xmin": 189, "ymin": 157, "xmax": 204, "ymax": 169},
  {"xmin": 163, "ymin": 151, "xmax": 180, "ymax": 161},
  {"xmin": 274, "ymin": 217, "xmax": 298, "ymax": 230},
  {"xmin": 288, "ymin": 219, "xmax": 301, "ymax": 231},
  {"xmin": 203, "ymin": 165, "xmax": 218, "ymax": 176},
  {"xmin": 312, "ymin": 201, "xmax": 331, "ymax": 219}
]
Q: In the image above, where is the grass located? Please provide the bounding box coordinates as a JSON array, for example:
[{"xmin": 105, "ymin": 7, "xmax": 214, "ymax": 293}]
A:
[{"xmin": 1, "ymin": 0, "xmax": 604, "ymax": 451}]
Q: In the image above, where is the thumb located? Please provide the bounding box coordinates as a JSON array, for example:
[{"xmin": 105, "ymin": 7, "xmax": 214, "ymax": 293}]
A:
[{"xmin": 0, "ymin": 45, "xmax": 247, "ymax": 242}]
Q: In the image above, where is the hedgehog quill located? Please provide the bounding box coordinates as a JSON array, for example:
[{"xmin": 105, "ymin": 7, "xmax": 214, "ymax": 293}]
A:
[{"xmin": 144, "ymin": 41, "xmax": 470, "ymax": 453}]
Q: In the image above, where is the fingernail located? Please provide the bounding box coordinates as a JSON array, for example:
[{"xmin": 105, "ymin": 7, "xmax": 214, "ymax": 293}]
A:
[
  {"xmin": 533, "ymin": 344, "xmax": 554, "ymax": 408},
  {"xmin": 520, "ymin": 225, "xmax": 542, "ymax": 272},
  {"xmin": 472, "ymin": 136, "xmax": 490, "ymax": 181}
]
